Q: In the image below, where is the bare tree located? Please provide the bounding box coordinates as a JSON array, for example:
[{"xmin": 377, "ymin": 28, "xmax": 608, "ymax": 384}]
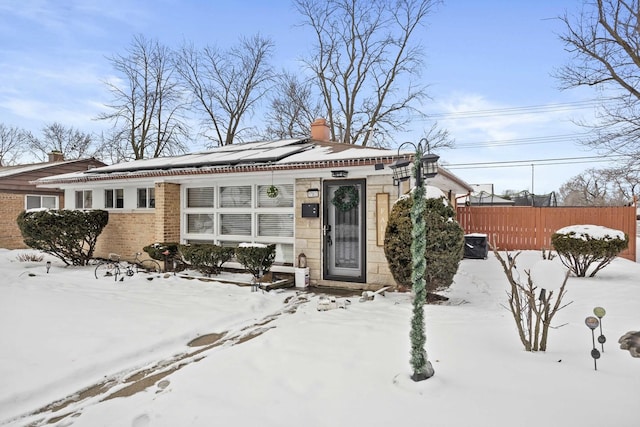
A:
[
  {"xmin": 601, "ymin": 165, "xmax": 640, "ymax": 203},
  {"xmin": 556, "ymin": 0, "xmax": 640, "ymax": 159},
  {"xmin": 174, "ymin": 35, "xmax": 275, "ymax": 146},
  {"xmin": 294, "ymin": 0, "xmax": 439, "ymax": 146},
  {"xmin": 418, "ymin": 122, "xmax": 455, "ymax": 152},
  {"xmin": 558, "ymin": 166, "xmax": 640, "ymax": 206},
  {"xmin": 100, "ymin": 34, "xmax": 188, "ymax": 160},
  {"xmin": 0, "ymin": 124, "xmax": 28, "ymax": 166},
  {"xmin": 26, "ymin": 123, "xmax": 96, "ymax": 161},
  {"xmin": 262, "ymin": 71, "xmax": 325, "ymax": 140}
]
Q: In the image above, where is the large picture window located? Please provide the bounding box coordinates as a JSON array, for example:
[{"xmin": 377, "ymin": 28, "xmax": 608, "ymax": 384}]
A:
[{"xmin": 183, "ymin": 183, "xmax": 295, "ymax": 264}]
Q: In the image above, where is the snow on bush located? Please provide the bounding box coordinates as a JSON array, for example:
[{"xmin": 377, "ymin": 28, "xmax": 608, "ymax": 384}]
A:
[{"xmin": 551, "ymin": 224, "xmax": 629, "ymax": 278}]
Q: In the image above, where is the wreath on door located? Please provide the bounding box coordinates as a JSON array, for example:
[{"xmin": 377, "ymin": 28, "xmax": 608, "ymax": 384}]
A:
[{"xmin": 331, "ymin": 185, "xmax": 359, "ymax": 212}]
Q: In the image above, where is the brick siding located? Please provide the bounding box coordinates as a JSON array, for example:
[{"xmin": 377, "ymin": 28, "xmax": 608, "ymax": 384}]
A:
[{"xmin": 0, "ymin": 193, "xmax": 28, "ymax": 249}]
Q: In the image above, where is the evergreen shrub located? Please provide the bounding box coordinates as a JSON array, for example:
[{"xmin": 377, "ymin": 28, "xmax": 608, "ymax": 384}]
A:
[
  {"xmin": 551, "ymin": 225, "xmax": 628, "ymax": 277},
  {"xmin": 235, "ymin": 243, "xmax": 276, "ymax": 279},
  {"xmin": 384, "ymin": 195, "xmax": 464, "ymax": 293},
  {"xmin": 143, "ymin": 242, "xmax": 180, "ymax": 261},
  {"xmin": 17, "ymin": 209, "xmax": 108, "ymax": 266},
  {"xmin": 179, "ymin": 243, "xmax": 235, "ymax": 276}
]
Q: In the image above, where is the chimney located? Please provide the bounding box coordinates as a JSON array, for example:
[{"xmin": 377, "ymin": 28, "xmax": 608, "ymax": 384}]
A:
[
  {"xmin": 310, "ymin": 118, "xmax": 331, "ymax": 142},
  {"xmin": 48, "ymin": 151, "xmax": 64, "ymax": 163}
]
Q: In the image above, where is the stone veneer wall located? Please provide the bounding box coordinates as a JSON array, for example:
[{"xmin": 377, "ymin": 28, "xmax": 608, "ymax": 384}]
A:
[
  {"xmin": 294, "ymin": 175, "xmax": 398, "ymax": 291},
  {"xmin": 0, "ymin": 193, "xmax": 28, "ymax": 249},
  {"xmin": 295, "ymin": 178, "xmax": 322, "ymax": 286}
]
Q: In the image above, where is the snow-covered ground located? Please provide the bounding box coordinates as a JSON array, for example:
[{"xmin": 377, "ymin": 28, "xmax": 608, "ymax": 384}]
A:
[{"xmin": 1, "ymin": 247, "xmax": 638, "ymax": 427}]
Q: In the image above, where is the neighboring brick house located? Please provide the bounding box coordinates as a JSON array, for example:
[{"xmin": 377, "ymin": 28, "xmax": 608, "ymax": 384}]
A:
[
  {"xmin": 0, "ymin": 152, "xmax": 105, "ymax": 249},
  {"xmin": 36, "ymin": 120, "xmax": 472, "ymax": 290}
]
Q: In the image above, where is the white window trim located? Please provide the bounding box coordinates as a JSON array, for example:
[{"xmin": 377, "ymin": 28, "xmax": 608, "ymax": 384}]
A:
[
  {"xmin": 25, "ymin": 194, "xmax": 59, "ymax": 210},
  {"xmin": 136, "ymin": 187, "xmax": 156, "ymax": 209},
  {"xmin": 182, "ymin": 182, "xmax": 295, "ymax": 264},
  {"xmin": 75, "ymin": 190, "xmax": 93, "ymax": 209}
]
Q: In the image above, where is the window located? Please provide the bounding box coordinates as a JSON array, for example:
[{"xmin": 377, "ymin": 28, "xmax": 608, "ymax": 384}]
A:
[
  {"xmin": 187, "ymin": 213, "xmax": 214, "ymax": 234},
  {"xmin": 75, "ymin": 190, "xmax": 92, "ymax": 209},
  {"xmin": 187, "ymin": 187, "xmax": 214, "ymax": 208},
  {"xmin": 220, "ymin": 185, "xmax": 251, "ymax": 208},
  {"xmin": 183, "ymin": 183, "xmax": 295, "ymax": 264},
  {"xmin": 219, "ymin": 213, "xmax": 252, "ymax": 236},
  {"xmin": 137, "ymin": 188, "xmax": 155, "ymax": 208},
  {"xmin": 257, "ymin": 184, "xmax": 294, "ymax": 207},
  {"xmin": 25, "ymin": 195, "xmax": 58, "ymax": 210},
  {"xmin": 257, "ymin": 213, "xmax": 294, "ymax": 237},
  {"xmin": 104, "ymin": 189, "xmax": 124, "ymax": 209}
]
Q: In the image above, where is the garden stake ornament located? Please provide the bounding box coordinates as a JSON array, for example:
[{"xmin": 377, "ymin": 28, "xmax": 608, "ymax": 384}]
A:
[{"xmin": 585, "ymin": 316, "xmax": 601, "ymax": 371}]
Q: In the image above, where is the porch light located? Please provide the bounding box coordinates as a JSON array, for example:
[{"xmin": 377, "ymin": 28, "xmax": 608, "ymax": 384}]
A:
[
  {"xmin": 331, "ymin": 170, "xmax": 348, "ymax": 178},
  {"xmin": 389, "ymin": 159, "xmax": 412, "ymax": 183},
  {"xmin": 306, "ymin": 188, "xmax": 319, "ymax": 198},
  {"xmin": 391, "ymin": 142, "xmax": 440, "ymax": 186}
]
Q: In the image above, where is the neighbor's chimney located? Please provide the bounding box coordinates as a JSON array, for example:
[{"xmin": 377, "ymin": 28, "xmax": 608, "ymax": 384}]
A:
[
  {"xmin": 48, "ymin": 150, "xmax": 64, "ymax": 163},
  {"xmin": 310, "ymin": 118, "xmax": 331, "ymax": 142}
]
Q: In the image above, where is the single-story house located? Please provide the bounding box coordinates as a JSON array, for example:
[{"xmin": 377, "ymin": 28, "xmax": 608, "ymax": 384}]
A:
[
  {"xmin": 0, "ymin": 152, "xmax": 105, "ymax": 249},
  {"xmin": 36, "ymin": 119, "xmax": 472, "ymax": 290}
]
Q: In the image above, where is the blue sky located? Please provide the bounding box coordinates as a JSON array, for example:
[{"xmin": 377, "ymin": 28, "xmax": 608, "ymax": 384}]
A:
[{"xmin": 0, "ymin": 0, "xmax": 614, "ymax": 195}]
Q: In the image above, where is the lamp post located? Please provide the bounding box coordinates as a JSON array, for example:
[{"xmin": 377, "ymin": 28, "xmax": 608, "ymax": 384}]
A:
[{"xmin": 390, "ymin": 139, "xmax": 439, "ymax": 382}]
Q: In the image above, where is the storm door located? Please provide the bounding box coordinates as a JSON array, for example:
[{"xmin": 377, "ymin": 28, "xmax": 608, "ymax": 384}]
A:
[{"xmin": 323, "ymin": 179, "xmax": 366, "ymax": 282}]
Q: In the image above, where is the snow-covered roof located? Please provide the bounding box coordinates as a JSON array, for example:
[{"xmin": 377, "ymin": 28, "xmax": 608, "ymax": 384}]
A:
[{"xmin": 34, "ymin": 138, "xmax": 472, "ymax": 192}]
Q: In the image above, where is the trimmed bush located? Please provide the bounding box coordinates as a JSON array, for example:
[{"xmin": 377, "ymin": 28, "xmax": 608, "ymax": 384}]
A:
[
  {"xmin": 384, "ymin": 195, "xmax": 464, "ymax": 293},
  {"xmin": 17, "ymin": 209, "xmax": 108, "ymax": 266},
  {"xmin": 235, "ymin": 243, "xmax": 276, "ymax": 279},
  {"xmin": 143, "ymin": 242, "xmax": 180, "ymax": 261},
  {"xmin": 179, "ymin": 243, "xmax": 235, "ymax": 276},
  {"xmin": 551, "ymin": 225, "xmax": 629, "ymax": 277}
]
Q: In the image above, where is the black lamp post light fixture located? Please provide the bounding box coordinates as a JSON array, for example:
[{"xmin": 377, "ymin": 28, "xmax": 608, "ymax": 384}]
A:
[
  {"xmin": 392, "ymin": 138, "xmax": 440, "ymax": 382},
  {"xmin": 390, "ymin": 140, "xmax": 440, "ymax": 187}
]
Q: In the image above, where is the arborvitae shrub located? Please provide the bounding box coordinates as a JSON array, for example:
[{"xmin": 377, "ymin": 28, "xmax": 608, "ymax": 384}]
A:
[
  {"xmin": 179, "ymin": 243, "xmax": 235, "ymax": 276},
  {"xmin": 384, "ymin": 195, "xmax": 464, "ymax": 292},
  {"xmin": 17, "ymin": 209, "xmax": 108, "ymax": 266},
  {"xmin": 235, "ymin": 243, "xmax": 276, "ymax": 279},
  {"xmin": 551, "ymin": 226, "xmax": 629, "ymax": 277}
]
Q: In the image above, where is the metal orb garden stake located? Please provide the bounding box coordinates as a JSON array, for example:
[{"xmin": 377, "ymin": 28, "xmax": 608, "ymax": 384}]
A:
[
  {"xmin": 585, "ymin": 316, "xmax": 601, "ymax": 371},
  {"xmin": 593, "ymin": 307, "xmax": 606, "ymax": 353}
]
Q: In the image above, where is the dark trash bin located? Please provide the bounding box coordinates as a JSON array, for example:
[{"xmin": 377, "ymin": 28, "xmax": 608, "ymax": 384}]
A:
[{"xmin": 464, "ymin": 233, "xmax": 488, "ymax": 259}]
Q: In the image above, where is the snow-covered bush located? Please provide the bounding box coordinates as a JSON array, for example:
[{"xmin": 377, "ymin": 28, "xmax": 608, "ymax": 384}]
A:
[
  {"xmin": 179, "ymin": 243, "xmax": 234, "ymax": 276},
  {"xmin": 551, "ymin": 225, "xmax": 629, "ymax": 278},
  {"xmin": 235, "ymin": 243, "xmax": 276, "ymax": 280},
  {"xmin": 383, "ymin": 191, "xmax": 464, "ymax": 293},
  {"xmin": 17, "ymin": 209, "xmax": 108, "ymax": 266}
]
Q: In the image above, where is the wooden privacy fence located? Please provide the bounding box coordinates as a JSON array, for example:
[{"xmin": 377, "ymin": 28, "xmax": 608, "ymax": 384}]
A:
[{"xmin": 456, "ymin": 206, "xmax": 637, "ymax": 261}]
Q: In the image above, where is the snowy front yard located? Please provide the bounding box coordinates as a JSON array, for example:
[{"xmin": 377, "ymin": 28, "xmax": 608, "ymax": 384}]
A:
[{"xmin": 0, "ymin": 248, "xmax": 638, "ymax": 427}]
